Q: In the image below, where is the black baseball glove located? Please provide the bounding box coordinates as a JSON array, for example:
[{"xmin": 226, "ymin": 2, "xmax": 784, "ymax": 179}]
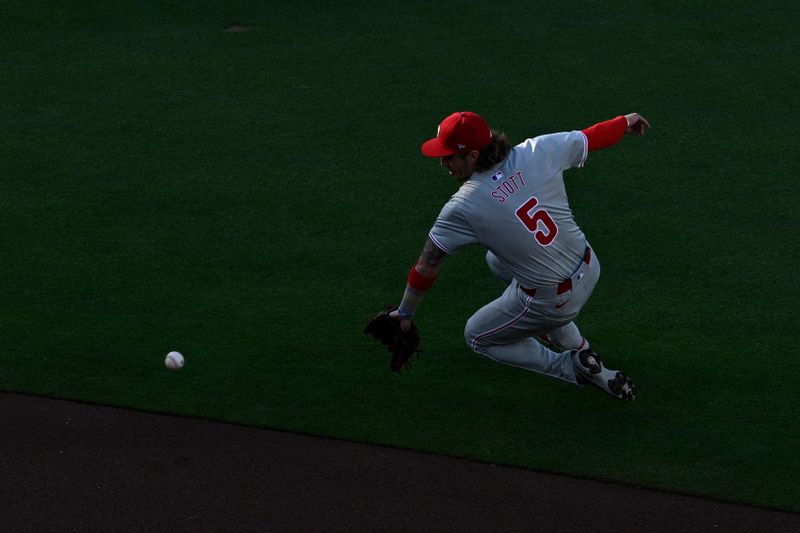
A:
[{"xmin": 364, "ymin": 306, "xmax": 421, "ymax": 372}]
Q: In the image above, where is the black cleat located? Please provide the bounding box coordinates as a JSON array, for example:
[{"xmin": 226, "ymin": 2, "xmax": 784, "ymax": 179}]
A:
[{"xmin": 571, "ymin": 348, "xmax": 637, "ymax": 401}]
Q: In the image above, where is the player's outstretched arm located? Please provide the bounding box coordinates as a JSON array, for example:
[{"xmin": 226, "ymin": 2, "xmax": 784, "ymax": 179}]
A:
[
  {"xmin": 389, "ymin": 238, "xmax": 447, "ymax": 329},
  {"xmin": 582, "ymin": 113, "xmax": 651, "ymax": 151}
]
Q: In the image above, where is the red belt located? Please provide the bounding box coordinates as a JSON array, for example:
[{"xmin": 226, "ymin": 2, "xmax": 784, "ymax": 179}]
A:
[{"xmin": 522, "ymin": 247, "xmax": 592, "ymax": 298}]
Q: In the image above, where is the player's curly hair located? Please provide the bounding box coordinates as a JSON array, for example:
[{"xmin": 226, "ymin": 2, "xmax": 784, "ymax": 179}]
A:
[{"xmin": 475, "ymin": 130, "xmax": 511, "ymax": 172}]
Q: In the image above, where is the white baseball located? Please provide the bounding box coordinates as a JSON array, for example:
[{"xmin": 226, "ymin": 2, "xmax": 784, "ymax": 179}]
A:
[{"xmin": 164, "ymin": 351, "xmax": 185, "ymax": 370}]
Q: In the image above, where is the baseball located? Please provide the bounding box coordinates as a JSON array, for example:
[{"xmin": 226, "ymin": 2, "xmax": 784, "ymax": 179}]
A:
[{"xmin": 164, "ymin": 351, "xmax": 185, "ymax": 370}]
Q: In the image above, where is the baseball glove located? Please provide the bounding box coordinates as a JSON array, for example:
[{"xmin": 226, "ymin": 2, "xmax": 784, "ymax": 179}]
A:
[{"xmin": 364, "ymin": 306, "xmax": 421, "ymax": 372}]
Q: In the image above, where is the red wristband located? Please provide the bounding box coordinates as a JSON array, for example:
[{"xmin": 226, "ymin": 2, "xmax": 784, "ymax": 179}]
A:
[{"xmin": 408, "ymin": 264, "xmax": 437, "ymax": 291}]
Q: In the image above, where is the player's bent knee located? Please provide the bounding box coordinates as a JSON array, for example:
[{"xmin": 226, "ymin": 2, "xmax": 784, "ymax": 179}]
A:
[
  {"xmin": 463, "ymin": 322, "xmax": 474, "ymax": 348},
  {"xmin": 464, "ymin": 319, "xmax": 487, "ymax": 354}
]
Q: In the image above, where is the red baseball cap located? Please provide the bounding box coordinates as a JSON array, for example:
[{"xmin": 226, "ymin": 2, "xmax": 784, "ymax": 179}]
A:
[{"xmin": 421, "ymin": 111, "xmax": 492, "ymax": 157}]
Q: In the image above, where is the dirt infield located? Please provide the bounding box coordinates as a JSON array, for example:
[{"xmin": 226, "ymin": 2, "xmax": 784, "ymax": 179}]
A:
[{"xmin": 1, "ymin": 393, "xmax": 797, "ymax": 532}]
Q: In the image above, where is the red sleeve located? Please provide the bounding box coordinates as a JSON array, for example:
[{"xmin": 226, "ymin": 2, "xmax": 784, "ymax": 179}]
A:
[{"xmin": 581, "ymin": 116, "xmax": 628, "ymax": 152}]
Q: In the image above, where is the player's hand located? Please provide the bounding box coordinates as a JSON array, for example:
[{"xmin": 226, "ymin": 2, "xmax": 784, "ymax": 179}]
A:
[
  {"xmin": 624, "ymin": 113, "xmax": 650, "ymax": 136},
  {"xmin": 389, "ymin": 310, "xmax": 413, "ymax": 332}
]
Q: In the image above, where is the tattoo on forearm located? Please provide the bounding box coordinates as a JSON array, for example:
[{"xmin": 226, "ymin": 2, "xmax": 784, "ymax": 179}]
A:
[{"xmin": 420, "ymin": 239, "xmax": 446, "ymax": 268}]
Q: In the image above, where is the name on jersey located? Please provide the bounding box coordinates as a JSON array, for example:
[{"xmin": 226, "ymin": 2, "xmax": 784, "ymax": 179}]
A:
[{"xmin": 491, "ymin": 171, "xmax": 526, "ymax": 203}]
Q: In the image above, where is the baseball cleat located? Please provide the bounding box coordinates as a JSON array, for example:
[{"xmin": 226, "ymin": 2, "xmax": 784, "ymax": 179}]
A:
[{"xmin": 571, "ymin": 348, "xmax": 637, "ymax": 401}]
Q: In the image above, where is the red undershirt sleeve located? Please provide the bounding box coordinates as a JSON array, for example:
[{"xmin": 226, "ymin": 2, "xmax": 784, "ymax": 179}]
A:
[{"xmin": 581, "ymin": 116, "xmax": 628, "ymax": 152}]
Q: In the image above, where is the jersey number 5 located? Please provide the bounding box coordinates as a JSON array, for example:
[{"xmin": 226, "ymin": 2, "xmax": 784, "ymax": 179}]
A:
[{"xmin": 515, "ymin": 196, "xmax": 558, "ymax": 246}]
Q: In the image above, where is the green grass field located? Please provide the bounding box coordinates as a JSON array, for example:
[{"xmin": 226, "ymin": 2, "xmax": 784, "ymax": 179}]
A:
[{"xmin": 2, "ymin": 0, "xmax": 799, "ymax": 512}]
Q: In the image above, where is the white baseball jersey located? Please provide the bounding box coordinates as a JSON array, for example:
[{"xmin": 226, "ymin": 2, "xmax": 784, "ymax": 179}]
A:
[{"xmin": 429, "ymin": 130, "xmax": 590, "ymax": 287}]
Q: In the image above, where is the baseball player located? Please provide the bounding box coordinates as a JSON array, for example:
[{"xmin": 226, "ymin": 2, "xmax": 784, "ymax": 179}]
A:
[{"xmin": 389, "ymin": 111, "xmax": 650, "ymax": 400}]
